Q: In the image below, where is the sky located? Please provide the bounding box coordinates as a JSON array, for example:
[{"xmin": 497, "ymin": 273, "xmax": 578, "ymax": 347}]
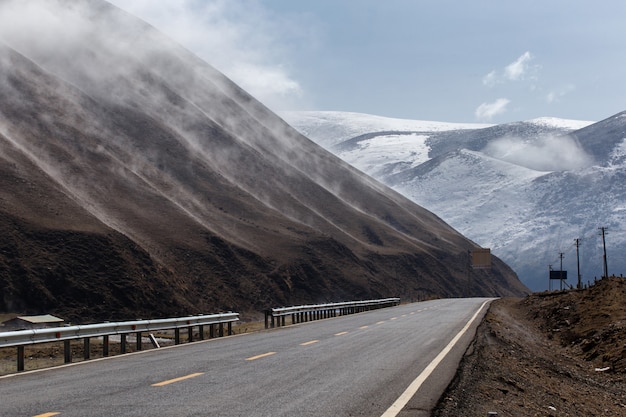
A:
[{"xmin": 106, "ymin": 0, "xmax": 625, "ymax": 124}]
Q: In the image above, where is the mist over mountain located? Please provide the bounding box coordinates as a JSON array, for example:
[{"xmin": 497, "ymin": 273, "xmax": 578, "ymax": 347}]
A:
[
  {"xmin": 0, "ymin": 0, "xmax": 526, "ymax": 322},
  {"xmin": 282, "ymin": 111, "xmax": 626, "ymax": 291}
]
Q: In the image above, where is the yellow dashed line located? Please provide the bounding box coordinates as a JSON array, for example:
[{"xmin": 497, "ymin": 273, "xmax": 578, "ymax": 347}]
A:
[
  {"xmin": 300, "ymin": 340, "xmax": 319, "ymax": 346},
  {"xmin": 359, "ymin": 325, "xmax": 369, "ymax": 329},
  {"xmin": 335, "ymin": 331, "xmax": 348, "ymax": 336},
  {"xmin": 245, "ymin": 352, "xmax": 277, "ymax": 361},
  {"xmin": 152, "ymin": 372, "xmax": 204, "ymax": 387},
  {"xmin": 33, "ymin": 413, "xmax": 61, "ymax": 417}
]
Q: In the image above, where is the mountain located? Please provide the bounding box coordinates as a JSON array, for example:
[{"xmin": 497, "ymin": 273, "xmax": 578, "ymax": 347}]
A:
[
  {"xmin": 0, "ymin": 0, "xmax": 526, "ymax": 322},
  {"xmin": 281, "ymin": 111, "xmax": 625, "ymax": 291}
]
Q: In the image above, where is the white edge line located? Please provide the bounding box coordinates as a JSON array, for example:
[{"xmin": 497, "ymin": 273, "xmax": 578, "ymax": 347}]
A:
[{"xmin": 380, "ymin": 299, "xmax": 491, "ymax": 417}]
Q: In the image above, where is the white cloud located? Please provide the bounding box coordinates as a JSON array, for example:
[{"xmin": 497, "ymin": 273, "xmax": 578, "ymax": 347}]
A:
[
  {"xmin": 482, "ymin": 51, "xmax": 538, "ymax": 86},
  {"xmin": 482, "ymin": 70, "xmax": 498, "ymax": 87},
  {"xmin": 107, "ymin": 0, "xmax": 306, "ymax": 111},
  {"xmin": 504, "ymin": 51, "xmax": 533, "ymax": 81},
  {"xmin": 475, "ymin": 98, "xmax": 511, "ymax": 121}
]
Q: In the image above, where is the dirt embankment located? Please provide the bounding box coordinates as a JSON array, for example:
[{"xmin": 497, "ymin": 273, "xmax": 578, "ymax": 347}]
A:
[{"xmin": 434, "ymin": 276, "xmax": 626, "ymax": 416}]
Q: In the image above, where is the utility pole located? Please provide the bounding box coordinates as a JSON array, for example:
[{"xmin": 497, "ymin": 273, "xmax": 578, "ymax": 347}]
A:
[
  {"xmin": 575, "ymin": 238, "xmax": 581, "ymax": 289},
  {"xmin": 599, "ymin": 227, "xmax": 608, "ymax": 278},
  {"xmin": 559, "ymin": 252, "xmax": 564, "ymax": 290},
  {"xmin": 548, "ymin": 265, "xmax": 552, "ymax": 291}
]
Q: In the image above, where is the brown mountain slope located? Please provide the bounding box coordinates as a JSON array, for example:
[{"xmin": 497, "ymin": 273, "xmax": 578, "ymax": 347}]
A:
[{"xmin": 0, "ymin": 0, "xmax": 527, "ymax": 322}]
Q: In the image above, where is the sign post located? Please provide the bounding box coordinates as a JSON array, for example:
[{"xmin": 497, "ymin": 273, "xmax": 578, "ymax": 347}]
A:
[
  {"xmin": 467, "ymin": 248, "xmax": 491, "ymax": 296},
  {"xmin": 549, "ymin": 269, "xmax": 567, "ymax": 290}
]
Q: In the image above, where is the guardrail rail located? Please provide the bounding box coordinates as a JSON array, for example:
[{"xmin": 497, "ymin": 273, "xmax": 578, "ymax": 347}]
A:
[
  {"xmin": 0, "ymin": 312, "xmax": 239, "ymax": 372},
  {"xmin": 264, "ymin": 298, "xmax": 400, "ymax": 328}
]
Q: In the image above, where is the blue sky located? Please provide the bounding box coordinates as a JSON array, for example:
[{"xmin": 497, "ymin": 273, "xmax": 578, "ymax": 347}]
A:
[{"xmin": 108, "ymin": 0, "xmax": 625, "ymax": 123}]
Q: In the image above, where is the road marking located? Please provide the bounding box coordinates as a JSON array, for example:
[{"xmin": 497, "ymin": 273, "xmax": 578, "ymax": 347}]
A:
[
  {"xmin": 334, "ymin": 331, "xmax": 348, "ymax": 336},
  {"xmin": 300, "ymin": 340, "xmax": 319, "ymax": 346},
  {"xmin": 245, "ymin": 351, "xmax": 277, "ymax": 361},
  {"xmin": 390, "ymin": 317, "xmax": 398, "ymax": 320},
  {"xmin": 380, "ymin": 300, "xmax": 491, "ymax": 417},
  {"xmin": 376, "ymin": 321, "xmax": 385, "ymax": 325},
  {"xmin": 359, "ymin": 325, "xmax": 369, "ymax": 329},
  {"xmin": 33, "ymin": 413, "xmax": 60, "ymax": 417},
  {"xmin": 152, "ymin": 372, "xmax": 204, "ymax": 387}
]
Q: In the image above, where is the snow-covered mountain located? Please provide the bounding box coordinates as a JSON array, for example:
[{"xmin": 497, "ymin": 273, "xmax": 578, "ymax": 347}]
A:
[{"xmin": 281, "ymin": 111, "xmax": 625, "ymax": 291}]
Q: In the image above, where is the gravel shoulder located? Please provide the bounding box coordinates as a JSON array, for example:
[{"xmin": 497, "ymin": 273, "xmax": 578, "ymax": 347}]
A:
[{"xmin": 433, "ymin": 276, "xmax": 626, "ymax": 416}]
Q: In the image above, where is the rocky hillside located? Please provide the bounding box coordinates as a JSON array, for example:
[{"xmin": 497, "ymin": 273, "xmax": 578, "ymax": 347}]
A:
[{"xmin": 0, "ymin": 0, "xmax": 527, "ymax": 323}]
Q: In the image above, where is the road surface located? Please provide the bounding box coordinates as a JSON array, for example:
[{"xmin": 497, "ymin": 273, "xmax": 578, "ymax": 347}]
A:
[{"xmin": 0, "ymin": 298, "xmax": 491, "ymax": 417}]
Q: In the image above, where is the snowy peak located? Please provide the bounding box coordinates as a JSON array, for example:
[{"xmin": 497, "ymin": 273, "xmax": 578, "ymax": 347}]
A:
[
  {"xmin": 279, "ymin": 110, "xmax": 491, "ymax": 147},
  {"xmin": 525, "ymin": 117, "xmax": 595, "ymax": 130}
]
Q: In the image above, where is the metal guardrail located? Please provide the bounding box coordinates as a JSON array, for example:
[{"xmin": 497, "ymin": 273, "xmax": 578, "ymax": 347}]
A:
[
  {"xmin": 264, "ymin": 298, "xmax": 400, "ymax": 328},
  {"xmin": 0, "ymin": 312, "xmax": 239, "ymax": 372}
]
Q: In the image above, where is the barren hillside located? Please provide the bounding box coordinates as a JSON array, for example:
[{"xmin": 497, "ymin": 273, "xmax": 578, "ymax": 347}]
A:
[
  {"xmin": 0, "ymin": 0, "xmax": 526, "ymax": 322},
  {"xmin": 434, "ymin": 276, "xmax": 626, "ymax": 416}
]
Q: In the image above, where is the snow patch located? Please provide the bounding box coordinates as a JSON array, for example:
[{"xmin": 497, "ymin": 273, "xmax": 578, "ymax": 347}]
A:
[{"xmin": 340, "ymin": 133, "xmax": 430, "ymax": 175}]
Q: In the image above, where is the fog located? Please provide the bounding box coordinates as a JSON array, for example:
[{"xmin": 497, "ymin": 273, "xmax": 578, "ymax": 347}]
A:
[
  {"xmin": 0, "ymin": 0, "xmax": 408, "ymax": 250},
  {"xmin": 483, "ymin": 134, "xmax": 595, "ymax": 172}
]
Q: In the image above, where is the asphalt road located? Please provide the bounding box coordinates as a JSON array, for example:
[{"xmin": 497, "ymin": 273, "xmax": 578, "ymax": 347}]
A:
[{"xmin": 0, "ymin": 298, "xmax": 491, "ymax": 417}]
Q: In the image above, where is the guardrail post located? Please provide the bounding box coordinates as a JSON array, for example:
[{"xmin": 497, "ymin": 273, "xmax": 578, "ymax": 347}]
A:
[
  {"xmin": 84, "ymin": 338, "xmax": 91, "ymax": 360},
  {"xmin": 103, "ymin": 335, "xmax": 109, "ymax": 357},
  {"xmin": 219, "ymin": 322, "xmax": 224, "ymax": 337},
  {"xmin": 209, "ymin": 324, "xmax": 215, "ymax": 338},
  {"xmin": 64, "ymin": 340, "xmax": 72, "ymax": 363},
  {"xmin": 136, "ymin": 332, "xmax": 142, "ymax": 351},
  {"xmin": 228, "ymin": 322, "xmax": 233, "ymax": 335},
  {"xmin": 187, "ymin": 327, "xmax": 193, "ymax": 343},
  {"xmin": 199, "ymin": 325, "xmax": 204, "ymax": 340},
  {"xmin": 17, "ymin": 346, "xmax": 24, "ymax": 372},
  {"xmin": 120, "ymin": 334, "xmax": 127, "ymax": 353},
  {"xmin": 174, "ymin": 329, "xmax": 180, "ymax": 345}
]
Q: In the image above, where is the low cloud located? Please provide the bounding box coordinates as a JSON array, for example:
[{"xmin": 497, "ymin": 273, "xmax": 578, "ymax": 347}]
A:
[
  {"xmin": 107, "ymin": 0, "xmax": 306, "ymax": 110},
  {"xmin": 475, "ymin": 98, "xmax": 510, "ymax": 121},
  {"xmin": 483, "ymin": 135, "xmax": 595, "ymax": 171}
]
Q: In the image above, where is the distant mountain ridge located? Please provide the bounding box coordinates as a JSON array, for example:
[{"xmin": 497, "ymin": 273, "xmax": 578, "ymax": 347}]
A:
[
  {"xmin": 282, "ymin": 111, "xmax": 625, "ymax": 291},
  {"xmin": 0, "ymin": 0, "xmax": 526, "ymax": 322}
]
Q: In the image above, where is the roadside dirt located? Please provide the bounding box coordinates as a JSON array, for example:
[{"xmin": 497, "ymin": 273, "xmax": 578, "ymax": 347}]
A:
[{"xmin": 433, "ymin": 276, "xmax": 626, "ymax": 416}]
